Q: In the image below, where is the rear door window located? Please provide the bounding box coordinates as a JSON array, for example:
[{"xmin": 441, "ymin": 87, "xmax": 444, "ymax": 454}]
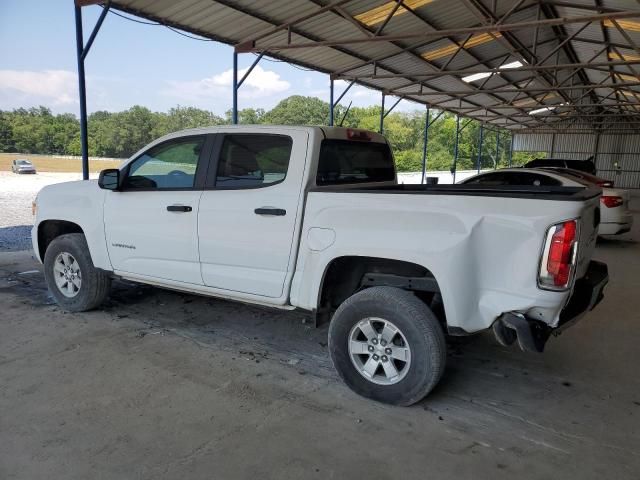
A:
[{"xmin": 214, "ymin": 134, "xmax": 292, "ymax": 189}]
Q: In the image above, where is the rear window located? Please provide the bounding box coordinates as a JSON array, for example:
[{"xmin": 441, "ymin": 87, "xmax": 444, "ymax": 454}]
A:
[
  {"xmin": 547, "ymin": 169, "xmax": 593, "ymax": 187},
  {"xmin": 525, "ymin": 159, "xmax": 566, "ymax": 168},
  {"xmin": 316, "ymin": 140, "xmax": 395, "ymax": 186}
]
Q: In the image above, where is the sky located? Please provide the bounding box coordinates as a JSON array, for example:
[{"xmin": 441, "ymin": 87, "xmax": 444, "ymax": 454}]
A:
[{"xmin": 0, "ymin": 0, "xmax": 418, "ymax": 116}]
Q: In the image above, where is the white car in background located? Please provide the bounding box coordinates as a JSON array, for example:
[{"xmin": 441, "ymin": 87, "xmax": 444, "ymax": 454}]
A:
[{"xmin": 460, "ymin": 168, "xmax": 633, "ymax": 236}]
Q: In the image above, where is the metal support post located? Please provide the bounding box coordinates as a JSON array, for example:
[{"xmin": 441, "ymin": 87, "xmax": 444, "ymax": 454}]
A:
[
  {"xmin": 329, "ymin": 78, "xmax": 334, "ymax": 126},
  {"xmin": 74, "ymin": 5, "xmax": 89, "ymax": 180},
  {"xmin": 379, "ymin": 93, "xmax": 385, "ymax": 134},
  {"xmin": 452, "ymin": 115, "xmax": 460, "ymax": 183},
  {"xmin": 476, "ymin": 124, "xmax": 484, "ymax": 173},
  {"xmin": 508, "ymin": 132, "xmax": 514, "ymax": 167},
  {"xmin": 421, "ymin": 106, "xmax": 430, "ymax": 184},
  {"xmin": 495, "ymin": 132, "xmax": 500, "ymax": 169},
  {"xmin": 233, "ymin": 52, "xmax": 265, "ymax": 124},
  {"xmin": 74, "ymin": 2, "xmax": 111, "ymax": 180},
  {"xmin": 232, "ymin": 51, "xmax": 238, "ymax": 124}
]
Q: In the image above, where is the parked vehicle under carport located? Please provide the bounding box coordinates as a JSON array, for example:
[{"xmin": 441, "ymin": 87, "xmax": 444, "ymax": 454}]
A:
[
  {"xmin": 32, "ymin": 126, "xmax": 609, "ymax": 406},
  {"xmin": 461, "ymin": 168, "xmax": 633, "ymax": 237}
]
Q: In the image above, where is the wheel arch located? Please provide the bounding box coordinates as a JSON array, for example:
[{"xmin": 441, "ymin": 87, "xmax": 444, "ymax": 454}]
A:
[
  {"xmin": 316, "ymin": 255, "xmax": 446, "ymax": 328},
  {"xmin": 37, "ymin": 220, "xmax": 84, "ymax": 262}
]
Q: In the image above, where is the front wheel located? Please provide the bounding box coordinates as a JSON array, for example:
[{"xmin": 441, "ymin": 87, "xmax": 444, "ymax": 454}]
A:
[
  {"xmin": 44, "ymin": 233, "xmax": 111, "ymax": 312},
  {"xmin": 328, "ymin": 286, "xmax": 446, "ymax": 406}
]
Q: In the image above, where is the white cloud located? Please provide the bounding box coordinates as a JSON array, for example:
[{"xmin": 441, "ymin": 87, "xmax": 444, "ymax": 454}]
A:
[
  {"xmin": 0, "ymin": 70, "xmax": 78, "ymax": 106},
  {"xmin": 332, "ymin": 79, "xmax": 382, "ymax": 101},
  {"xmin": 164, "ymin": 65, "xmax": 290, "ymax": 101}
]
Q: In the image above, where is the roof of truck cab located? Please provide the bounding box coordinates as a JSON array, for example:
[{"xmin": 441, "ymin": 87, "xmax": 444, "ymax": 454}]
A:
[{"xmin": 164, "ymin": 125, "xmax": 388, "ymax": 143}]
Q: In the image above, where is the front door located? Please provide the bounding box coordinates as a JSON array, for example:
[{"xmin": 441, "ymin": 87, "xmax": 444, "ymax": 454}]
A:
[
  {"xmin": 198, "ymin": 130, "xmax": 309, "ymax": 299},
  {"xmin": 104, "ymin": 134, "xmax": 212, "ymax": 285}
]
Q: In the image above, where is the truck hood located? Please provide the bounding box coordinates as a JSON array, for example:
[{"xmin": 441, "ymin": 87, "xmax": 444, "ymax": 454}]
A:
[{"xmin": 38, "ymin": 179, "xmax": 99, "ymax": 197}]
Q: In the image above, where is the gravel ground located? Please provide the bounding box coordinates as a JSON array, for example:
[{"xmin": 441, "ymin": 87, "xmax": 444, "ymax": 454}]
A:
[{"xmin": 0, "ymin": 171, "xmax": 95, "ymax": 251}]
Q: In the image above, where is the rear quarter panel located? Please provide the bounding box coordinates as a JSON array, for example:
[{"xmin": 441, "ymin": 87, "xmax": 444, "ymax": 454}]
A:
[{"xmin": 290, "ymin": 191, "xmax": 591, "ymax": 332}]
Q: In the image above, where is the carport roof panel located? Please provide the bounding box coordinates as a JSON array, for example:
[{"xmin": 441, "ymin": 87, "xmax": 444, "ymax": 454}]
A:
[{"xmin": 101, "ymin": 0, "xmax": 640, "ymax": 132}]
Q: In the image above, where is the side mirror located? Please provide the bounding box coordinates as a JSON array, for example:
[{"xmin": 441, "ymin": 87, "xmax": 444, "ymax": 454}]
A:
[{"xmin": 98, "ymin": 169, "xmax": 120, "ymax": 190}]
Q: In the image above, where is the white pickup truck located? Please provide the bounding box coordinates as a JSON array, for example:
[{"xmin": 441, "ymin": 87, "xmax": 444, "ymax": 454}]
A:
[{"xmin": 32, "ymin": 126, "xmax": 608, "ymax": 405}]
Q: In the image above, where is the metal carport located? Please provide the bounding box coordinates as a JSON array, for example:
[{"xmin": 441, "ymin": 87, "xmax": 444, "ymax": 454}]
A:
[{"xmin": 73, "ymin": 0, "xmax": 640, "ymax": 185}]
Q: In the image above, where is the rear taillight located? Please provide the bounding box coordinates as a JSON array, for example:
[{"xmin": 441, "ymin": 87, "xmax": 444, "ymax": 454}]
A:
[
  {"xmin": 600, "ymin": 195, "xmax": 623, "ymax": 208},
  {"xmin": 539, "ymin": 220, "xmax": 579, "ymax": 290}
]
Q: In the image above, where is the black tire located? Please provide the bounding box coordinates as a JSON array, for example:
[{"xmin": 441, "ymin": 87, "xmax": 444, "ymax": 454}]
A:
[
  {"xmin": 328, "ymin": 286, "xmax": 446, "ymax": 406},
  {"xmin": 44, "ymin": 233, "xmax": 111, "ymax": 312}
]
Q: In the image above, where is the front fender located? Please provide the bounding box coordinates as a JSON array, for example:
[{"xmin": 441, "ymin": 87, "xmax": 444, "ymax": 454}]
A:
[{"xmin": 33, "ymin": 180, "xmax": 111, "ymax": 270}]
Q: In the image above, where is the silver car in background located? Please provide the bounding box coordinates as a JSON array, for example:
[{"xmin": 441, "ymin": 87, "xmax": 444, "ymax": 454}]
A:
[{"xmin": 11, "ymin": 159, "xmax": 36, "ymax": 174}]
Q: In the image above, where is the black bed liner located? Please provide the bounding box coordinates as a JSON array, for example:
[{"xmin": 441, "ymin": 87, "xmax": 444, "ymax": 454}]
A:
[{"xmin": 309, "ymin": 183, "xmax": 602, "ymax": 202}]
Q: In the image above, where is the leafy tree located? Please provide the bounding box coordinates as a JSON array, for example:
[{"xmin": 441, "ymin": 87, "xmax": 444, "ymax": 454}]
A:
[
  {"xmin": 263, "ymin": 96, "xmax": 329, "ymax": 125},
  {"xmin": 0, "ymin": 98, "xmax": 511, "ymax": 172}
]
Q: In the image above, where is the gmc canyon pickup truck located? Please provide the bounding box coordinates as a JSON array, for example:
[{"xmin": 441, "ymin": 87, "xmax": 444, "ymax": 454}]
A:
[{"xmin": 32, "ymin": 126, "xmax": 608, "ymax": 405}]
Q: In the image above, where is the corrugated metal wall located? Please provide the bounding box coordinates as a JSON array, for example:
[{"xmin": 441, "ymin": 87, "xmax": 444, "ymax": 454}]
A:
[{"xmin": 513, "ymin": 132, "xmax": 640, "ymax": 189}]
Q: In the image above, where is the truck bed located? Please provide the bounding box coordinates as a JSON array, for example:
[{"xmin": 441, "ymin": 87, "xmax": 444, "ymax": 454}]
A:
[
  {"xmin": 310, "ymin": 183, "xmax": 602, "ymax": 202},
  {"xmin": 293, "ymin": 182, "xmax": 602, "ymax": 334}
]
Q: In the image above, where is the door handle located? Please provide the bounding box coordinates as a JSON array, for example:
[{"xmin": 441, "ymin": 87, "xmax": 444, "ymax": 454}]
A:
[
  {"xmin": 167, "ymin": 205, "xmax": 192, "ymax": 212},
  {"xmin": 254, "ymin": 207, "xmax": 286, "ymax": 216}
]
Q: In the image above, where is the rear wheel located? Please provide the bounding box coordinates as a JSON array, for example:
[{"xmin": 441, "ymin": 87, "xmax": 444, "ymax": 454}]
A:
[
  {"xmin": 44, "ymin": 233, "xmax": 111, "ymax": 312},
  {"xmin": 328, "ymin": 286, "xmax": 446, "ymax": 406}
]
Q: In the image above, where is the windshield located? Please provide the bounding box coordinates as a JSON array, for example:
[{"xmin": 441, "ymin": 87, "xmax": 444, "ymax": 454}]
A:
[
  {"xmin": 17, "ymin": 160, "xmax": 31, "ymax": 165},
  {"xmin": 316, "ymin": 140, "xmax": 395, "ymax": 186}
]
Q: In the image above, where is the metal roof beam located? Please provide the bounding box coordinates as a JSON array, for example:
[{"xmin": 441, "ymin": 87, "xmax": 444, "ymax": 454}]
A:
[
  {"xmin": 336, "ymin": 59, "xmax": 640, "ymax": 79},
  {"xmin": 236, "ymin": 0, "xmax": 353, "ymax": 49},
  {"xmin": 452, "ymin": 102, "xmax": 640, "ymax": 110},
  {"xmin": 301, "ymin": 0, "xmax": 534, "ymax": 126},
  {"xmin": 389, "ymin": 81, "xmax": 640, "ymax": 96},
  {"xmin": 243, "ymin": 11, "xmax": 640, "ymax": 51},
  {"xmin": 540, "ymin": 2, "xmax": 599, "ymax": 107}
]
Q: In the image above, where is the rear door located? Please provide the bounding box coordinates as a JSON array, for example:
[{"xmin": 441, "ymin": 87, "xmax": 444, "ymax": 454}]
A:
[
  {"xmin": 104, "ymin": 134, "xmax": 214, "ymax": 284},
  {"xmin": 198, "ymin": 129, "xmax": 309, "ymax": 299}
]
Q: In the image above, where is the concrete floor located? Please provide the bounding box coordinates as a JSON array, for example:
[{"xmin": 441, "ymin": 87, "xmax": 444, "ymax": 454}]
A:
[{"xmin": 1, "ymin": 201, "xmax": 639, "ymax": 480}]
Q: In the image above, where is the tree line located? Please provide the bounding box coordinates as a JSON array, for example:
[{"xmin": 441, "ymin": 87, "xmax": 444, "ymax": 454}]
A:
[{"xmin": 0, "ymin": 96, "xmax": 519, "ymax": 171}]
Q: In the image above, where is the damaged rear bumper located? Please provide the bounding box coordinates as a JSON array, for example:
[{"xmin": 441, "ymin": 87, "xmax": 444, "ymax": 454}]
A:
[{"xmin": 493, "ymin": 260, "xmax": 608, "ymax": 352}]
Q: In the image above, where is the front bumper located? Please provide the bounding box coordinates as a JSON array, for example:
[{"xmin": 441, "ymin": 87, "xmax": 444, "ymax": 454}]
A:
[{"xmin": 493, "ymin": 260, "xmax": 608, "ymax": 352}]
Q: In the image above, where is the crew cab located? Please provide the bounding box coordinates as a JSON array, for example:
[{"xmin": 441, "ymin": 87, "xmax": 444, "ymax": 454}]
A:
[{"xmin": 32, "ymin": 126, "xmax": 608, "ymax": 406}]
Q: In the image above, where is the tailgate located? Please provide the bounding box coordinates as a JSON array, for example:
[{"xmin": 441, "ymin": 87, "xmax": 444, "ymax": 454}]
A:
[{"xmin": 575, "ymin": 195, "xmax": 600, "ymax": 279}]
